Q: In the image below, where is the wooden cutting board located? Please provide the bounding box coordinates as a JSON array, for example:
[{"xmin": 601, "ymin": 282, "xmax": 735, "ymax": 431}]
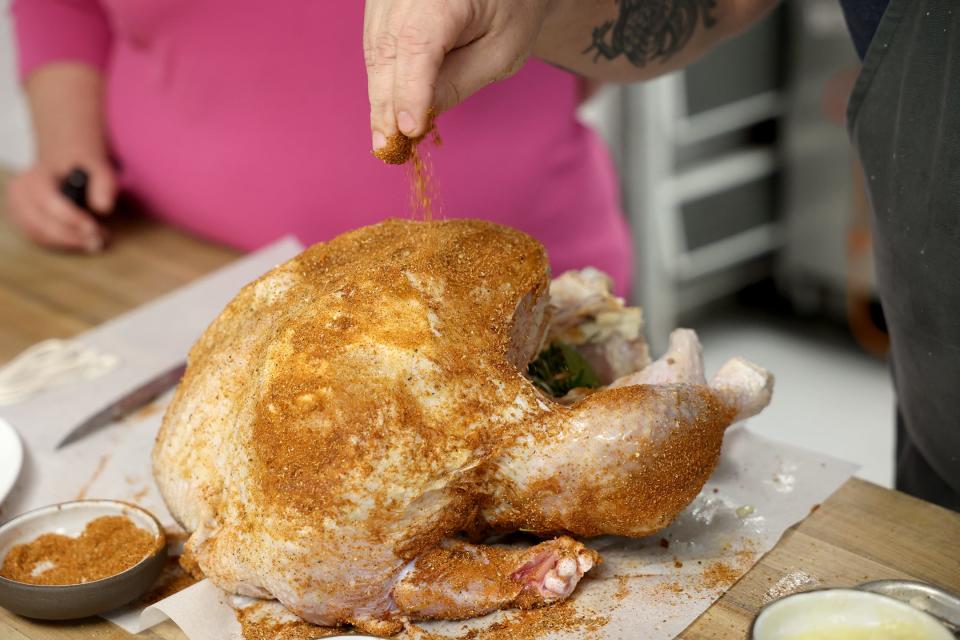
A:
[
  {"xmin": 1, "ymin": 170, "xmax": 958, "ymax": 638},
  {"xmin": 1, "ymin": 480, "xmax": 958, "ymax": 639}
]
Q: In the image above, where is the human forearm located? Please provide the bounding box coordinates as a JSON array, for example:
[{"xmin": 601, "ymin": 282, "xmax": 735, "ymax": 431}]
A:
[
  {"xmin": 8, "ymin": 0, "xmax": 117, "ymax": 251},
  {"xmin": 364, "ymin": 0, "xmax": 779, "ymax": 147},
  {"xmin": 25, "ymin": 63, "xmax": 110, "ymax": 172},
  {"xmin": 4, "ymin": 63, "xmax": 116, "ymax": 251},
  {"xmin": 536, "ymin": 0, "xmax": 779, "ymax": 83}
]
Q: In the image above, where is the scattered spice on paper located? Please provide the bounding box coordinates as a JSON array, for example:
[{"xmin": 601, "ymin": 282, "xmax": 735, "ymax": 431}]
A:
[
  {"xmin": 700, "ymin": 561, "xmax": 740, "ymax": 591},
  {"xmin": 75, "ymin": 453, "xmax": 110, "ymax": 500},
  {"xmin": 235, "ymin": 602, "xmax": 341, "ymax": 640},
  {"xmin": 235, "ymin": 598, "xmax": 607, "ymax": 640},
  {"xmin": 135, "ymin": 555, "xmax": 199, "ymax": 607},
  {"xmin": 407, "ymin": 600, "xmax": 608, "ymax": 640},
  {"xmin": 614, "ymin": 575, "xmax": 631, "ymax": 601},
  {"xmin": 655, "ymin": 580, "xmax": 689, "ymax": 608}
]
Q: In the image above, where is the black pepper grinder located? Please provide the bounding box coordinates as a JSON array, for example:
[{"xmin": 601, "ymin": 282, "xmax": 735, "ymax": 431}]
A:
[{"xmin": 59, "ymin": 168, "xmax": 90, "ymax": 211}]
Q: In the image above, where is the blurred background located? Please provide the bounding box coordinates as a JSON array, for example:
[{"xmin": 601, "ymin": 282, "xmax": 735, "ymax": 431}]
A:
[{"xmin": 0, "ymin": 1, "xmax": 894, "ymax": 485}]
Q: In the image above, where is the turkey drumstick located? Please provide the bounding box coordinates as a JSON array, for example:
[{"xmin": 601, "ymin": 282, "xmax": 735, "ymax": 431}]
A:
[
  {"xmin": 392, "ymin": 537, "xmax": 598, "ymax": 621},
  {"xmin": 481, "ymin": 329, "xmax": 773, "ymax": 539}
]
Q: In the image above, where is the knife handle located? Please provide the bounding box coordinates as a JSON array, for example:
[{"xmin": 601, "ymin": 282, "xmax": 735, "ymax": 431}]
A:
[{"xmin": 59, "ymin": 168, "xmax": 90, "ymax": 211}]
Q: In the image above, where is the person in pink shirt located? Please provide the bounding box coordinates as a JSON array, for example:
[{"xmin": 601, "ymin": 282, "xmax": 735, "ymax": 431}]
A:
[{"xmin": 6, "ymin": 0, "xmax": 631, "ymax": 295}]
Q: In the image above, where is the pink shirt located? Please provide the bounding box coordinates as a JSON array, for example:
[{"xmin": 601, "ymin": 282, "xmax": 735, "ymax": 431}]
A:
[{"xmin": 12, "ymin": 0, "xmax": 631, "ymax": 294}]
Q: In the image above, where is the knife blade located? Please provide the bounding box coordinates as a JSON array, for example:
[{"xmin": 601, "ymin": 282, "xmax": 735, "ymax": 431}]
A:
[{"xmin": 56, "ymin": 362, "xmax": 186, "ymax": 449}]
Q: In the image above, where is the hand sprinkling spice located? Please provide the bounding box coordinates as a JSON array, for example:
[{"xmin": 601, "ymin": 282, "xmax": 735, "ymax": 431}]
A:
[
  {"xmin": 371, "ymin": 108, "xmax": 438, "ymax": 165},
  {"xmin": 372, "ymin": 108, "xmax": 441, "ymax": 221},
  {"xmin": 372, "ymin": 130, "xmax": 419, "ymax": 165},
  {"xmin": 152, "ymin": 219, "xmax": 774, "ymax": 632}
]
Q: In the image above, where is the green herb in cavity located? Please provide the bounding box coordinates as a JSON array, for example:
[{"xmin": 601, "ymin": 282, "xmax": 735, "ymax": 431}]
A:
[{"xmin": 527, "ymin": 342, "xmax": 601, "ymax": 397}]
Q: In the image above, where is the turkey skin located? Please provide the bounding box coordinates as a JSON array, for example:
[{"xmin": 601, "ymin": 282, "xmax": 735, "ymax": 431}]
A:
[{"xmin": 153, "ymin": 219, "xmax": 772, "ymax": 633}]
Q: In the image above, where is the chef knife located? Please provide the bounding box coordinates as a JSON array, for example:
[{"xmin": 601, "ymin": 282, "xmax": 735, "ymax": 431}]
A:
[
  {"xmin": 56, "ymin": 166, "xmax": 182, "ymax": 449},
  {"xmin": 56, "ymin": 362, "xmax": 186, "ymax": 449},
  {"xmin": 8, "ymin": 237, "xmax": 305, "ymax": 452}
]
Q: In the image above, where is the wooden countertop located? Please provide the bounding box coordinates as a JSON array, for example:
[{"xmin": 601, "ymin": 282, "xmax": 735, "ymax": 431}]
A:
[{"xmin": 1, "ymin": 169, "xmax": 958, "ymax": 639}]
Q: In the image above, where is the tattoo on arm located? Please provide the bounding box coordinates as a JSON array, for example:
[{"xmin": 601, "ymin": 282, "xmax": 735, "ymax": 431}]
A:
[{"xmin": 584, "ymin": 0, "xmax": 718, "ymax": 67}]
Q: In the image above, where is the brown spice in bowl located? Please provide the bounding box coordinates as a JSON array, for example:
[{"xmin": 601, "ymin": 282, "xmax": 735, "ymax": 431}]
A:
[{"xmin": 0, "ymin": 515, "xmax": 160, "ymax": 585}]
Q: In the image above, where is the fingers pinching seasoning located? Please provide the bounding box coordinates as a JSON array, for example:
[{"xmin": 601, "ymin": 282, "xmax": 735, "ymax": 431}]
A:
[
  {"xmin": 364, "ymin": 0, "xmax": 552, "ymax": 152},
  {"xmin": 371, "ymin": 108, "xmax": 437, "ymax": 165}
]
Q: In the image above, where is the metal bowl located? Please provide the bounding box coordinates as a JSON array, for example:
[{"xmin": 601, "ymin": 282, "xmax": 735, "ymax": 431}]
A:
[
  {"xmin": 859, "ymin": 580, "xmax": 960, "ymax": 633},
  {"xmin": 0, "ymin": 500, "xmax": 167, "ymax": 620}
]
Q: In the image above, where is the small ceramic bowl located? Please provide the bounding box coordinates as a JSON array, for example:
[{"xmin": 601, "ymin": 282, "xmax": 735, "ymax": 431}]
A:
[
  {"xmin": 0, "ymin": 499, "xmax": 167, "ymax": 620},
  {"xmin": 751, "ymin": 588, "xmax": 954, "ymax": 640}
]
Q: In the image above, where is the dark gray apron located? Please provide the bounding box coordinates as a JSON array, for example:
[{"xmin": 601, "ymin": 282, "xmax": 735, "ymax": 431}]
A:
[{"xmin": 847, "ymin": 0, "xmax": 960, "ymax": 509}]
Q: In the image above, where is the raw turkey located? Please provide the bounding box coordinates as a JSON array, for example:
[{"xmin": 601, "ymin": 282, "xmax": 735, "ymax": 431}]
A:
[{"xmin": 153, "ymin": 219, "xmax": 773, "ymax": 634}]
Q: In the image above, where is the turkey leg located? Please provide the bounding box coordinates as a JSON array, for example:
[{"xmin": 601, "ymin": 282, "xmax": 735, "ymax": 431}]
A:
[
  {"xmin": 391, "ymin": 537, "xmax": 598, "ymax": 621},
  {"xmin": 484, "ymin": 330, "xmax": 774, "ymax": 538}
]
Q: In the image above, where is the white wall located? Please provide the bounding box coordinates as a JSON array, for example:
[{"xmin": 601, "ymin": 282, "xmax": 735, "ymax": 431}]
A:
[
  {"xmin": 577, "ymin": 85, "xmax": 624, "ymax": 171},
  {"xmin": 0, "ymin": 0, "xmax": 33, "ymax": 169}
]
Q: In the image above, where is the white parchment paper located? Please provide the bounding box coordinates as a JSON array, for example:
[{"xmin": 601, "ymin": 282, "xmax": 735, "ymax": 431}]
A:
[
  {"xmin": 4, "ymin": 394, "xmax": 856, "ymax": 639},
  {"xmin": 0, "ymin": 237, "xmax": 858, "ymax": 638},
  {"xmin": 0, "ymin": 237, "xmax": 303, "ymax": 451},
  {"xmin": 0, "ymin": 238, "xmax": 304, "ymax": 633}
]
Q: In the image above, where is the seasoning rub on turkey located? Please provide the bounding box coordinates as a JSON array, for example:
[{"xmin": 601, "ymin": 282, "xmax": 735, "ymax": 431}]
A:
[{"xmin": 153, "ymin": 219, "xmax": 773, "ymax": 635}]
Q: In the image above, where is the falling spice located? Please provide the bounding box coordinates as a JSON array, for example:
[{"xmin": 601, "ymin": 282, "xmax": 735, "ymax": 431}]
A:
[
  {"xmin": 0, "ymin": 515, "xmax": 161, "ymax": 585},
  {"xmin": 408, "ymin": 128, "xmax": 442, "ymax": 221},
  {"xmin": 372, "ymin": 109, "xmax": 441, "ymax": 220}
]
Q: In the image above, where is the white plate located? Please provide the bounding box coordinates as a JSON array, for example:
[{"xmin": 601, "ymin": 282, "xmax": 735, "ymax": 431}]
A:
[{"xmin": 0, "ymin": 418, "xmax": 23, "ymax": 508}]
